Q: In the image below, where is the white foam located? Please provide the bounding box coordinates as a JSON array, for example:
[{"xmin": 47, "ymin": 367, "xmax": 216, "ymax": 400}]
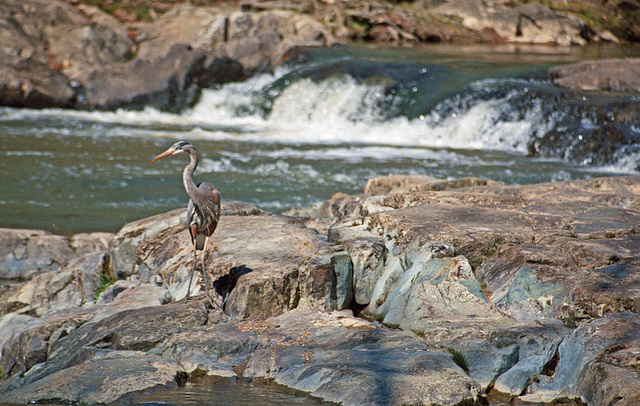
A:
[
  {"xmin": 3, "ymin": 70, "xmax": 636, "ymax": 174},
  {"xmin": 254, "ymin": 145, "xmax": 463, "ymax": 163}
]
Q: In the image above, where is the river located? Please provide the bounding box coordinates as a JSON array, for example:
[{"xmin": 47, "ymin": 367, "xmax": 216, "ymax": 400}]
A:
[
  {"xmin": 2, "ymin": 43, "xmax": 639, "ymax": 404},
  {"xmin": 1, "ymin": 44, "xmax": 639, "ymax": 236}
]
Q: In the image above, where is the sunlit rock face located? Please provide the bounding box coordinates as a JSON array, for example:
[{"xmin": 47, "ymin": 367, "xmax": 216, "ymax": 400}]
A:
[{"xmin": 1, "ymin": 175, "xmax": 640, "ymax": 405}]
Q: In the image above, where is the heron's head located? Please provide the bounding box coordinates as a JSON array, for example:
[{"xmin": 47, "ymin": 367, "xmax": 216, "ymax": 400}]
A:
[{"xmin": 151, "ymin": 141, "xmax": 193, "ymax": 162}]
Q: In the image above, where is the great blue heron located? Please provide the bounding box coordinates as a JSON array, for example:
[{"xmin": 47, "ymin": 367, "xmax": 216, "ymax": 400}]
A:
[{"xmin": 152, "ymin": 141, "xmax": 221, "ymax": 305}]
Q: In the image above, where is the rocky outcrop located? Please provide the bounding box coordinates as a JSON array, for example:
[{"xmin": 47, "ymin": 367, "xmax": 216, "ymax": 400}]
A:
[
  {"xmin": 432, "ymin": 0, "xmax": 595, "ymax": 46},
  {"xmin": 0, "ymin": 0, "xmax": 133, "ymax": 108},
  {"xmin": 1, "ymin": 0, "xmax": 632, "ymax": 110},
  {"xmin": 1, "ymin": 175, "xmax": 640, "ymax": 405},
  {"xmin": 299, "ymin": 174, "xmax": 640, "ymax": 403},
  {"xmin": 550, "ymin": 58, "xmax": 640, "ymax": 93},
  {"xmin": 72, "ymin": 44, "xmax": 244, "ymax": 112},
  {"xmin": 0, "ymin": 0, "xmax": 332, "ymax": 110},
  {"xmin": 136, "ymin": 5, "xmax": 332, "ymax": 75}
]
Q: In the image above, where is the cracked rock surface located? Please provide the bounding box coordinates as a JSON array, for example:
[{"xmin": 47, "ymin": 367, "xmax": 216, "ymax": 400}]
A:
[{"xmin": 1, "ymin": 175, "xmax": 640, "ymax": 405}]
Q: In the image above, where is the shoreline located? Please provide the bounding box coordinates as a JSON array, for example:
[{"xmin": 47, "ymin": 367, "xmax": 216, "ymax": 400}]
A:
[
  {"xmin": 1, "ymin": 174, "xmax": 640, "ymax": 405},
  {"xmin": 2, "ymin": 0, "xmax": 639, "ymax": 111}
]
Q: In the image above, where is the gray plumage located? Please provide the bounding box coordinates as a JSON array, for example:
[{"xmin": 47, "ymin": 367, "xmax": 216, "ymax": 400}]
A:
[{"xmin": 152, "ymin": 141, "xmax": 221, "ymax": 306}]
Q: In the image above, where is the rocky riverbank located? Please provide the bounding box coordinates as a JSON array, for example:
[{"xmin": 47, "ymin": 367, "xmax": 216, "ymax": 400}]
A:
[
  {"xmin": 1, "ymin": 175, "xmax": 639, "ymax": 405},
  {"xmin": 2, "ymin": 0, "xmax": 639, "ymax": 110}
]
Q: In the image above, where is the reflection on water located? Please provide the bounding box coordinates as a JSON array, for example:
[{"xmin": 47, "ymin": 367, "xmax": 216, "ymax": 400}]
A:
[{"xmin": 113, "ymin": 377, "xmax": 331, "ymax": 406}]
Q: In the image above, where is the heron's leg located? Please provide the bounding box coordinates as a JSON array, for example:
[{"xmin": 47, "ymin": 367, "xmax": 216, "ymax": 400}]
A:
[
  {"xmin": 201, "ymin": 236, "xmax": 221, "ymax": 309},
  {"xmin": 186, "ymin": 242, "xmax": 197, "ymax": 300}
]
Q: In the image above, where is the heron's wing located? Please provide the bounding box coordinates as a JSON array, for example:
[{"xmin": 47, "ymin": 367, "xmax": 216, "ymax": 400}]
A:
[
  {"xmin": 207, "ymin": 188, "xmax": 221, "ymax": 236},
  {"xmin": 194, "ymin": 182, "xmax": 221, "ymax": 237}
]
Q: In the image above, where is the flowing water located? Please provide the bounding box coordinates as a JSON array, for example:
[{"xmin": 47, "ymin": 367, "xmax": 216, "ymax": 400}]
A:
[
  {"xmin": 2, "ymin": 44, "xmax": 640, "ymax": 236},
  {"xmin": 2, "ymin": 44, "xmax": 640, "ymax": 404}
]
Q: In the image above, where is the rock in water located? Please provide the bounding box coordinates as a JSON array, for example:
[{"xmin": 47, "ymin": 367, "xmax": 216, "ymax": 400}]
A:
[{"xmin": 550, "ymin": 59, "xmax": 640, "ymax": 93}]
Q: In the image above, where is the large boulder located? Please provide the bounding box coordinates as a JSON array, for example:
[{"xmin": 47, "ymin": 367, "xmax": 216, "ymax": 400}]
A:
[
  {"xmin": 550, "ymin": 58, "xmax": 640, "ymax": 93},
  {"xmin": 72, "ymin": 44, "xmax": 243, "ymax": 112},
  {"xmin": 0, "ymin": 0, "xmax": 133, "ymax": 108},
  {"xmin": 137, "ymin": 5, "xmax": 334, "ymax": 76},
  {"xmin": 319, "ymin": 174, "xmax": 640, "ymax": 401},
  {"xmin": 0, "ymin": 0, "xmax": 329, "ymax": 110},
  {"xmin": 433, "ymin": 0, "xmax": 593, "ymax": 45},
  {"xmin": 123, "ymin": 203, "xmax": 335, "ymax": 318}
]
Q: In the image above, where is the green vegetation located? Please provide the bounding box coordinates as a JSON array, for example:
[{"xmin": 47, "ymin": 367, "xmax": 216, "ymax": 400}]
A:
[
  {"xmin": 410, "ymin": 328, "xmax": 426, "ymax": 337},
  {"xmin": 480, "ymin": 281, "xmax": 492, "ymax": 300},
  {"xmin": 535, "ymin": 0, "xmax": 640, "ymax": 41},
  {"xmin": 94, "ymin": 270, "xmax": 116, "ymax": 300},
  {"xmin": 347, "ymin": 20, "xmax": 369, "ymax": 38},
  {"xmin": 447, "ymin": 347, "xmax": 469, "ymax": 374},
  {"xmin": 189, "ymin": 367, "xmax": 208, "ymax": 381},
  {"xmin": 76, "ymin": 0, "xmax": 163, "ymax": 21},
  {"xmin": 135, "ymin": 5, "xmax": 153, "ymax": 21}
]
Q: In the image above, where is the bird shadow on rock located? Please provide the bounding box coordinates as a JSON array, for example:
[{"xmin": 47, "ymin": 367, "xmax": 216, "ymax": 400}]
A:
[{"xmin": 212, "ymin": 265, "xmax": 253, "ymax": 312}]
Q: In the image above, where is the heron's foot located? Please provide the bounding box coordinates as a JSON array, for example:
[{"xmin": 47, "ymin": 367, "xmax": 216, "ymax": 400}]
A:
[{"xmin": 204, "ymin": 293, "xmax": 224, "ymax": 312}]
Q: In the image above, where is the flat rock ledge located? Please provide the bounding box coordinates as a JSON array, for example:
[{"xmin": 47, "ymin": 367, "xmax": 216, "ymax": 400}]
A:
[{"xmin": 1, "ymin": 175, "xmax": 640, "ymax": 405}]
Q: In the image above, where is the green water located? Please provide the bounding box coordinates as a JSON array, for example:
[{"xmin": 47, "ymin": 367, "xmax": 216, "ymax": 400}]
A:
[{"xmin": 1, "ymin": 44, "xmax": 639, "ymax": 235}]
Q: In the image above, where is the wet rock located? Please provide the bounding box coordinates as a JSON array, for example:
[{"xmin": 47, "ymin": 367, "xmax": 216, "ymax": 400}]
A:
[
  {"xmin": 242, "ymin": 308, "xmax": 484, "ymax": 406},
  {"xmin": 526, "ymin": 87, "xmax": 640, "ymax": 169},
  {"xmin": 73, "ymin": 44, "xmax": 243, "ymax": 112},
  {"xmin": 0, "ymin": 351, "xmax": 179, "ymax": 405},
  {"xmin": 523, "ymin": 312, "xmax": 640, "ymax": 404},
  {"xmin": 550, "ymin": 59, "xmax": 640, "ymax": 93}
]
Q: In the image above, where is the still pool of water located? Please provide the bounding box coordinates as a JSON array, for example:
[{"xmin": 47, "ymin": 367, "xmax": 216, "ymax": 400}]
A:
[{"xmin": 113, "ymin": 378, "xmax": 331, "ymax": 406}]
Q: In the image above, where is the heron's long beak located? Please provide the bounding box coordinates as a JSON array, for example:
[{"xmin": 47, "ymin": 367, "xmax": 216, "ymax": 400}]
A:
[{"xmin": 151, "ymin": 147, "xmax": 177, "ymax": 162}]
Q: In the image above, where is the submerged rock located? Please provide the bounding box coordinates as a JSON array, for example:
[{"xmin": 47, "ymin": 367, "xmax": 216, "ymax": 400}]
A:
[
  {"xmin": 550, "ymin": 59, "xmax": 640, "ymax": 93},
  {"xmin": 1, "ymin": 175, "xmax": 640, "ymax": 405}
]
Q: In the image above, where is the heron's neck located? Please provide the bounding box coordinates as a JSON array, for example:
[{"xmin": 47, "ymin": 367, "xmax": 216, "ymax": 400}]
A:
[{"xmin": 183, "ymin": 150, "xmax": 198, "ymax": 197}]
